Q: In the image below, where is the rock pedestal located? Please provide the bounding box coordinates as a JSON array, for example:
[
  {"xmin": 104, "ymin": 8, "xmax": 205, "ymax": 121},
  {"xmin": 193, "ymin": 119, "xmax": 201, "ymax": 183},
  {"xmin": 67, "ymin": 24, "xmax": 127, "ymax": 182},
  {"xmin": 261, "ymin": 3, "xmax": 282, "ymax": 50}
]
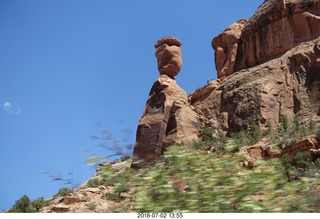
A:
[{"xmin": 132, "ymin": 37, "xmax": 199, "ymax": 167}]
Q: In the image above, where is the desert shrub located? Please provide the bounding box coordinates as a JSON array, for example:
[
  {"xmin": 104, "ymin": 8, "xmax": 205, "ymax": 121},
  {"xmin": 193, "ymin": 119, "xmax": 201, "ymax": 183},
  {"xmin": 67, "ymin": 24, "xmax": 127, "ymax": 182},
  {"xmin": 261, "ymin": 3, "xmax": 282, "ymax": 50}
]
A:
[
  {"xmin": 105, "ymin": 192, "xmax": 120, "ymax": 201},
  {"xmin": 134, "ymin": 144, "xmax": 290, "ymax": 212},
  {"xmin": 31, "ymin": 197, "xmax": 49, "ymax": 212},
  {"xmin": 265, "ymin": 120, "xmax": 273, "ymax": 137},
  {"xmin": 309, "ymin": 120, "xmax": 318, "ymax": 135},
  {"xmin": 249, "ymin": 123, "xmax": 262, "ymax": 144},
  {"xmin": 8, "ymin": 195, "xmax": 36, "ymax": 213},
  {"xmin": 8, "ymin": 195, "xmax": 50, "ymax": 213},
  {"xmin": 201, "ymin": 127, "xmax": 214, "ymax": 142},
  {"xmin": 87, "ymin": 202, "xmax": 97, "ymax": 211},
  {"xmin": 229, "ymin": 130, "xmax": 251, "ymax": 150},
  {"xmin": 56, "ymin": 187, "xmax": 72, "ymax": 196},
  {"xmin": 294, "ymin": 151, "xmax": 312, "ymax": 169},
  {"xmin": 87, "ymin": 178, "xmax": 101, "ymax": 188},
  {"xmin": 278, "ymin": 114, "xmax": 289, "ymax": 137},
  {"xmin": 100, "ymin": 165, "xmax": 133, "ymax": 202}
]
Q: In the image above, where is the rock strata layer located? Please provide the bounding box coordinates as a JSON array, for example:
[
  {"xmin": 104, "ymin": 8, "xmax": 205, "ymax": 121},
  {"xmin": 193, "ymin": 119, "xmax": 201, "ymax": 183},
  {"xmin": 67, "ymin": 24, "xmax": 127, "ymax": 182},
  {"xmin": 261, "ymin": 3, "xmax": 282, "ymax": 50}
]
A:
[
  {"xmin": 235, "ymin": 0, "xmax": 320, "ymax": 71},
  {"xmin": 132, "ymin": 74, "xmax": 200, "ymax": 165}
]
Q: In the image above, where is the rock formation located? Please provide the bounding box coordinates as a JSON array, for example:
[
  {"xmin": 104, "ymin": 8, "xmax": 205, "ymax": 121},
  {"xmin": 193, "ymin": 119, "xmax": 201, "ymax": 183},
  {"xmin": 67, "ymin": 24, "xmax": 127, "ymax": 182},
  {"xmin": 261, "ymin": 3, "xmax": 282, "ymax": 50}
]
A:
[
  {"xmin": 235, "ymin": 0, "xmax": 320, "ymax": 71},
  {"xmin": 32, "ymin": 0, "xmax": 320, "ymax": 213},
  {"xmin": 192, "ymin": 0, "xmax": 320, "ymax": 135},
  {"xmin": 132, "ymin": 0, "xmax": 320, "ymax": 165},
  {"xmin": 212, "ymin": 19, "xmax": 247, "ymax": 79},
  {"xmin": 155, "ymin": 36, "xmax": 182, "ymax": 78},
  {"xmin": 212, "ymin": 0, "xmax": 320, "ymax": 78},
  {"xmin": 132, "ymin": 37, "xmax": 200, "ymax": 166}
]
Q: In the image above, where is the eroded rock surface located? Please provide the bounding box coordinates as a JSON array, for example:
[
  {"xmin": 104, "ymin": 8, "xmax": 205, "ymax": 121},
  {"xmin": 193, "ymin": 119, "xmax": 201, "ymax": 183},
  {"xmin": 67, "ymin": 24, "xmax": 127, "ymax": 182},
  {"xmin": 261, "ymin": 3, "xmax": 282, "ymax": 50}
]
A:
[
  {"xmin": 195, "ymin": 0, "xmax": 320, "ymax": 135},
  {"xmin": 212, "ymin": 19, "xmax": 247, "ymax": 79},
  {"xmin": 193, "ymin": 38, "xmax": 320, "ymax": 135},
  {"xmin": 155, "ymin": 36, "xmax": 182, "ymax": 78},
  {"xmin": 235, "ymin": 0, "xmax": 320, "ymax": 71},
  {"xmin": 132, "ymin": 37, "xmax": 199, "ymax": 166},
  {"xmin": 132, "ymin": 74, "xmax": 200, "ymax": 165}
]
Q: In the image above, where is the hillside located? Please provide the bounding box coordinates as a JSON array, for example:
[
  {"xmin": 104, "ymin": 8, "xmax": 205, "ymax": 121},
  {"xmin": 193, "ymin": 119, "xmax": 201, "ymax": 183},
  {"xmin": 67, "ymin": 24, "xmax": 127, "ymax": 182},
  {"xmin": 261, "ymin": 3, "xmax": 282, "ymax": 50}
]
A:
[{"xmin": 6, "ymin": 0, "xmax": 320, "ymax": 213}]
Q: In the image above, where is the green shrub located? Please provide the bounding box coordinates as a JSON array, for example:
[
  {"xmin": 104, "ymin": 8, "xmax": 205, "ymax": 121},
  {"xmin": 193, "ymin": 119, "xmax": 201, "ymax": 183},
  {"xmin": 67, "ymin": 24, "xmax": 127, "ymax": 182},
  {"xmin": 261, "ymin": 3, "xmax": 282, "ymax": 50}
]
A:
[
  {"xmin": 294, "ymin": 151, "xmax": 312, "ymax": 169},
  {"xmin": 201, "ymin": 127, "xmax": 214, "ymax": 142},
  {"xmin": 249, "ymin": 123, "xmax": 261, "ymax": 144},
  {"xmin": 31, "ymin": 197, "xmax": 49, "ymax": 212},
  {"xmin": 87, "ymin": 178, "xmax": 101, "ymax": 188},
  {"xmin": 229, "ymin": 130, "xmax": 250, "ymax": 150},
  {"xmin": 56, "ymin": 187, "xmax": 72, "ymax": 196},
  {"xmin": 309, "ymin": 120, "xmax": 318, "ymax": 134},
  {"xmin": 8, "ymin": 195, "xmax": 36, "ymax": 213},
  {"xmin": 134, "ymin": 144, "xmax": 290, "ymax": 212},
  {"xmin": 278, "ymin": 114, "xmax": 289, "ymax": 136},
  {"xmin": 88, "ymin": 202, "xmax": 97, "ymax": 211},
  {"xmin": 265, "ymin": 120, "xmax": 273, "ymax": 137},
  {"xmin": 105, "ymin": 192, "xmax": 121, "ymax": 201}
]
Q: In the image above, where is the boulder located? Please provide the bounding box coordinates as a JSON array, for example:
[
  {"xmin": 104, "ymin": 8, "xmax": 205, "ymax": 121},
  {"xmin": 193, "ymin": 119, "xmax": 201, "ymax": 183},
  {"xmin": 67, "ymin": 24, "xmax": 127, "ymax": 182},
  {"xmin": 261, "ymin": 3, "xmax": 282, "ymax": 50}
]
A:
[
  {"xmin": 63, "ymin": 196, "xmax": 82, "ymax": 205},
  {"xmin": 51, "ymin": 205, "xmax": 70, "ymax": 213},
  {"xmin": 155, "ymin": 36, "xmax": 182, "ymax": 78}
]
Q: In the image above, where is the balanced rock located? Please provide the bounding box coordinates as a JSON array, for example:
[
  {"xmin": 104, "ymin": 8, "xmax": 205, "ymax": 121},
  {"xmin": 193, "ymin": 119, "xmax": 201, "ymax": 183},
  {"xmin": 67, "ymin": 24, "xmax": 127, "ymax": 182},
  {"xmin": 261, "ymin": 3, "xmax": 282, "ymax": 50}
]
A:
[
  {"xmin": 155, "ymin": 36, "xmax": 182, "ymax": 78},
  {"xmin": 132, "ymin": 37, "xmax": 199, "ymax": 166}
]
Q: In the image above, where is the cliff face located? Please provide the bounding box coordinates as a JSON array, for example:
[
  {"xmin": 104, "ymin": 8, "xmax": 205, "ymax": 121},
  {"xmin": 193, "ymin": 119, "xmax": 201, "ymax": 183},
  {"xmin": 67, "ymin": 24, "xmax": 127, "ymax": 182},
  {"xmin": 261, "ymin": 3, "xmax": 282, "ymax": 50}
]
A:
[
  {"xmin": 193, "ymin": 38, "xmax": 320, "ymax": 134},
  {"xmin": 132, "ymin": 0, "xmax": 320, "ymax": 164},
  {"xmin": 192, "ymin": 0, "xmax": 320, "ymax": 135},
  {"xmin": 235, "ymin": 0, "xmax": 320, "ymax": 71}
]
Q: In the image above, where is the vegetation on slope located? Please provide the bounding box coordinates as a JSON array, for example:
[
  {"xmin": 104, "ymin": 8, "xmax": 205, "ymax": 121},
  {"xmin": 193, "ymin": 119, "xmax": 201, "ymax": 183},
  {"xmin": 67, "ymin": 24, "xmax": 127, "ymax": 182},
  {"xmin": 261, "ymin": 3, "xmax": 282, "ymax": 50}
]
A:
[{"xmin": 7, "ymin": 115, "xmax": 320, "ymax": 212}]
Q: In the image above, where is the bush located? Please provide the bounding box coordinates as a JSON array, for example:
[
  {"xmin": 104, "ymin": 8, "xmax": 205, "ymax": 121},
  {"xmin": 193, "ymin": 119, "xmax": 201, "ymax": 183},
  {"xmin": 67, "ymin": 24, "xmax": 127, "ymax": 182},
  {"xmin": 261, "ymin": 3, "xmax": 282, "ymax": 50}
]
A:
[
  {"xmin": 134, "ymin": 144, "xmax": 290, "ymax": 212},
  {"xmin": 31, "ymin": 197, "xmax": 49, "ymax": 212},
  {"xmin": 88, "ymin": 202, "xmax": 97, "ymax": 211},
  {"xmin": 8, "ymin": 195, "xmax": 35, "ymax": 213},
  {"xmin": 87, "ymin": 178, "xmax": 101, "ymax": 188},
  {"xmin": 105, "ymin": 192, "xmax": 120, "ymax": 201},
  {"xmin": 56, "ymin": 187, "xmax": 72, "ymax": 196},
  {"xmin": 278, "ymin": 114, "xmax": 289, "ymax": 136},
  {"xmin": 201, "ymin": 127, "xmax": 214, "ymax": 142},
  {"xmin": 249, "ymin": 123, "xmax": 262, "ymax": 144},
  {"xmin": 309, "ymin": 120, "xmax": 318, "ymax": 134}
]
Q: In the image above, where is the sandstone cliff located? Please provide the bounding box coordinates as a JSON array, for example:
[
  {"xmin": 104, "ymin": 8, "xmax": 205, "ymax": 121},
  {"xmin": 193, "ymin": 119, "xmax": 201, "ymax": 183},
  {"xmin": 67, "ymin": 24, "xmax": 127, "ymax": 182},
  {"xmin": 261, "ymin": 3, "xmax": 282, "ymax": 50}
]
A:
[
  {"xmin": 34, "ymin": 0, "xmax": 320, "ymax": 213},
  {"xmin": 132, "ymin": 0, "xmax": 320, "ymax": 165},
  {"xmin": 193, "ymin": 0, "xmax": 320, "ymax": 135}
]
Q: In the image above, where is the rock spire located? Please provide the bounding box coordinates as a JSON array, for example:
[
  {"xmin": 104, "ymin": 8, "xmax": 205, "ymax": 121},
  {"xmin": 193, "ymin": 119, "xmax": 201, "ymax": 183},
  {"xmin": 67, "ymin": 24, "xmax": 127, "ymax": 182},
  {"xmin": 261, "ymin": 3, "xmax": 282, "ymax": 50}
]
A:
[{"xmin": 132, "ymin": 37, "xmax": 199, "ymax": 167}]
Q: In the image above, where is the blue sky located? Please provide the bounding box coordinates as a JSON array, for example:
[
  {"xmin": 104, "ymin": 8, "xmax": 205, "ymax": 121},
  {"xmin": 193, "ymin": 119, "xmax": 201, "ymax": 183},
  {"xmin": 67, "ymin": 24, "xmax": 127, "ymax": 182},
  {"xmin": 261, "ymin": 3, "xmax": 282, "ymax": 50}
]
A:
[{"xmin": 0, "ymin": 0, "xmax": 263, "ymax": 211}]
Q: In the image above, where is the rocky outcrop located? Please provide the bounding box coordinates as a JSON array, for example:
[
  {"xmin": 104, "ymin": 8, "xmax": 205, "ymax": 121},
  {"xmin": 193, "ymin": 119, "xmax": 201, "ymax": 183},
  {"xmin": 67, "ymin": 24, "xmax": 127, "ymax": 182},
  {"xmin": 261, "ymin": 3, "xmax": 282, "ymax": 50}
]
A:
[
  {"xmin": 132, "ymin": 0, "xmax": 320, "ymax": 165},
  {"xmin": 193, "ymin": 0, "xmax": 320, "ymax": 135},
  {"xmin": 155, "ymin": 36, "xmax": 182, "ymax": 78},
  {"xmin": 41, "ymin": 158, "xmax": 133, "ymax": 213},
  {"xmin": 132, "ymin": 37, "xmax": 200, "ymax": 166},
  {"xmin": 235, "ymin": 0, "xmax": 320, "ymax": 71},
  {"xmin": 212, "ymin": 19, "xmax": 247, "ymax": 79},
  {"xmin": 193, "ymin": 38, "xmax": 320, "ymax": 135}
]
